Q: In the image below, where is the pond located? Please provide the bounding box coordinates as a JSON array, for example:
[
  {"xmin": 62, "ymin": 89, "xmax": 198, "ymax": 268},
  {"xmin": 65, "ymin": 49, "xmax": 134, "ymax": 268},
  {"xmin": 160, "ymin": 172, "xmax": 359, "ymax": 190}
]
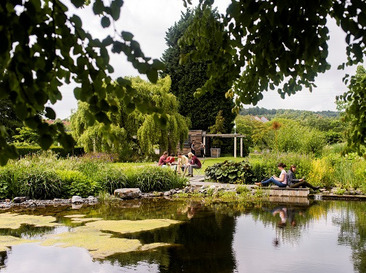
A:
[{"xmin": 0, "ymin": 198, "xmax": 365, "ymax": 273}]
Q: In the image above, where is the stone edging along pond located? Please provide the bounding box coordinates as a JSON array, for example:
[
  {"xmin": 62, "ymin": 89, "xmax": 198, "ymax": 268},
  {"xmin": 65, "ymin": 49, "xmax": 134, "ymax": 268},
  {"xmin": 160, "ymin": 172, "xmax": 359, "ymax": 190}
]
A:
[{"xmin": 1, "ymin": 184, "xmax": 366, "ymax": 210}]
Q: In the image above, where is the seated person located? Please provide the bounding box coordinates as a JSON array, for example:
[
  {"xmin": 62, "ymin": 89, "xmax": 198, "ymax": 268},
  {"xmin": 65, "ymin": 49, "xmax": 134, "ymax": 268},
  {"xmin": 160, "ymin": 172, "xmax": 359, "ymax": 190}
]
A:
[
  {"xmin": 255, "ymin": 163, "xmax": 287, "ymax": 187},
  {"xmin": 176, "ymin": 152, "xmax": 188, "ymax": 174},
  {"xmin": 166, "ymin": 155, "xmax": 176, "ymax": 164},
  {"xmin": 158, "ymin": 151, "xmax": 169, "ymax": 166},
  {"xmin": 287, "ymin": 165, "xmax": 319, "ymax": 190},
  {"xmin": 184, "ymin": 152, "xmax": 201, "ymax": 177}
]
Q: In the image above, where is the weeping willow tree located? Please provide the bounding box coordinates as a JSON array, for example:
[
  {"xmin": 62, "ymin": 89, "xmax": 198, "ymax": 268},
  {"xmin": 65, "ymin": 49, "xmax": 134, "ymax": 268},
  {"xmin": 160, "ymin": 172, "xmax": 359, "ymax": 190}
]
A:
[{"xmin": 71, "ymin": 76, "xmax": 189, "ymax": 158}]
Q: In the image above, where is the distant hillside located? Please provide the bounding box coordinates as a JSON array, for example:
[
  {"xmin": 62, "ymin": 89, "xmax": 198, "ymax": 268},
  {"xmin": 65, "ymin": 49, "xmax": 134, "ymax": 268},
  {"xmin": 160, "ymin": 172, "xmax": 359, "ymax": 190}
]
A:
[{"xmin": 239, "ymin": 107, "xmax": 340, "ymax": 119}]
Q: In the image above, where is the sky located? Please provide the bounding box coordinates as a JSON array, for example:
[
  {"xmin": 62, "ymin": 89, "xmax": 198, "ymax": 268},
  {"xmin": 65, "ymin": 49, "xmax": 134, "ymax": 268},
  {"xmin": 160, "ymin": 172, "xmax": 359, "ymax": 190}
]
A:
[{"xmin": 53, "ymin": 0, "xmax": 358, "ymax": 119}]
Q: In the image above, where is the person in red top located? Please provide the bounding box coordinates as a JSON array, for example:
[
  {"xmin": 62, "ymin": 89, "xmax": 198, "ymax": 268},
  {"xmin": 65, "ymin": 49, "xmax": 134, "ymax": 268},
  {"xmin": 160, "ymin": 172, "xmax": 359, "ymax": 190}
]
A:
[
  {"xmin": 186, "ymin": 152, "xmax": 201, "ymax": 177},
  {"xmin": 158, "ymin": 151, "xmax": 169, "ymax": 166}
]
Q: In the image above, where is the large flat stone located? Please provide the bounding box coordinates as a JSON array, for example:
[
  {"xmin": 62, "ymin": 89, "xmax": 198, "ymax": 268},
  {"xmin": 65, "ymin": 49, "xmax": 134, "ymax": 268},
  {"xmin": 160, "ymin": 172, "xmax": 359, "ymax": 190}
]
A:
[
  {"xmin": 266, "ymin": 188, "xmax": 309, "ymax": 197},
  {"xmin": 114, "ymin": 188, "xmax": 142, "ymax": 199}
]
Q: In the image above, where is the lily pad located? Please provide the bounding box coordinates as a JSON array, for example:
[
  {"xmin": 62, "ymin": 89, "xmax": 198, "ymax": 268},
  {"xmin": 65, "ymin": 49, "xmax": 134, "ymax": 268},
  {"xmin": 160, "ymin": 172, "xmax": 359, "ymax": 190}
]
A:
[{"xmin": 0, "ymin": 213, "xmax": 59, "ymax": 229}]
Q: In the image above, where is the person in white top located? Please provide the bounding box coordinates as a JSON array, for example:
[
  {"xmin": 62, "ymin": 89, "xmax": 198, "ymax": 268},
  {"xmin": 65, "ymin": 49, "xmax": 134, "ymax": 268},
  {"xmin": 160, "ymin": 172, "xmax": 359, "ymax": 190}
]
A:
[
  {"xmin": 176, "ymin": 152, "xmax": 188, "ymax": 174},
  {"xmin": 255, "ymin": 163, "xmax": 287, "ymax": 187}
]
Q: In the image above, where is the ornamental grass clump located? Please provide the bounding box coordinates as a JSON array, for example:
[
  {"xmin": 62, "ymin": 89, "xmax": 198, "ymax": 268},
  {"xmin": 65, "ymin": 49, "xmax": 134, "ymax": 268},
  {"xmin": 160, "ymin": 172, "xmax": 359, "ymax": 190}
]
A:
[
  {"xmin": 127, "ymin": 167, "xmax": 188, "ymax": 192},
  {"xmin": 205, "ymin": 160, "xmax": 254, "ymax": 184}
]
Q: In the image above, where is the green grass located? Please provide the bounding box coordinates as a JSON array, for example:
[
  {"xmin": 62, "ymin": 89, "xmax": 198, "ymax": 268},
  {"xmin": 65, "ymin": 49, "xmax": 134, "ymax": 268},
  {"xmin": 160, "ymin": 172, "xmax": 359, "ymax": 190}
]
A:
[{"xmin": 113, "ymin": 157, "xmax": 245, "ymax": 176}]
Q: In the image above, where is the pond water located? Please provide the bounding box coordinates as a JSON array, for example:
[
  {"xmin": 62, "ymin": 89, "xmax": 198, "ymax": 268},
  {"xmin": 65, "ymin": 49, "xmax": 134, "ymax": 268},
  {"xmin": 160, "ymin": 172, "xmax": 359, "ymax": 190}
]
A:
[{"xmin": 0, "ymin": 199, "xmax": 365, "ymax": 273}]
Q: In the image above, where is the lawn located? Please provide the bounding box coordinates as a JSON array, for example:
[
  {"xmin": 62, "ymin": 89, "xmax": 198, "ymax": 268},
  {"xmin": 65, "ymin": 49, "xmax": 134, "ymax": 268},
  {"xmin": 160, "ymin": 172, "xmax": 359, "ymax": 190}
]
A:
[{"xmin": 114, "ymin": 157, "xmax": 246, "ymax": 176}]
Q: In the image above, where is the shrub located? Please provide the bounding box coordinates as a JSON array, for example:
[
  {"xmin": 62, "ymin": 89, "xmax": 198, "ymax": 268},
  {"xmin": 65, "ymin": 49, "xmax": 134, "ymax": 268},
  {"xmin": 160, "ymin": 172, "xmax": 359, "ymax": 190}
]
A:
[
  {"xmin": 0, "ymin": 169, "xmax": 11, "ymax": 199},
  {"xmin": 16, "ymin": 146, "xmax": 84, "ymax": 158},
  {"xmin": 307, "ymin": 158, "xmax": 334, "ymax": 188},
  {"xmin": 16, "ymin": 169, "xmax": 63, "ymax": 199},
  {"xmin": 55, "ymin": 170, "xmax": 97, "ymax": 197},
  {"xmin": 127, "ymin": 167, "xmax": 187, "ymax": 192},
  {"xmin": 92, "ymin": 167, "xmax": 127, "ymax": 194},
  {"xmin": 205, "ymin": 160, "xmax": 254, "ymax": 184}
]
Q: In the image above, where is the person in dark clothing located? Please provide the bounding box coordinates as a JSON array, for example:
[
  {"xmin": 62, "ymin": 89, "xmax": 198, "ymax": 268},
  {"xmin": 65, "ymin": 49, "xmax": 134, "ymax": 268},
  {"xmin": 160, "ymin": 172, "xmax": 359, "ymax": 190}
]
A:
[
  {"xmin": 287, "ymin": 165, "xmax": 319, "ymax": 190},
  {"xmin": 190, "ymin": 141, "xmax": 196, "ymax": 155}
]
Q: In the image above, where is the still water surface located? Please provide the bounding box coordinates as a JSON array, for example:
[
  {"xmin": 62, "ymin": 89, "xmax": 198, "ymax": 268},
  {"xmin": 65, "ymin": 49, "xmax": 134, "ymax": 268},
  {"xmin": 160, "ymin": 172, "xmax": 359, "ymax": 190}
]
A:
[{"xmin": 0, "ymin": 199, "xmax": 365, "ymax": 273}]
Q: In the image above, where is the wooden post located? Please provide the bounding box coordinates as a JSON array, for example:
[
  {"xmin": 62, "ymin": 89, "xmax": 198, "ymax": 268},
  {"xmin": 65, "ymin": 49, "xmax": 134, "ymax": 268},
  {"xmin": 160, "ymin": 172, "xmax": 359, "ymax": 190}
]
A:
[
  {"xmin": 240, "ymin": 137, "xmax": 243, "ymax": 157},
  {"xmin": 234, "ymin": 136, "xmax": 237, "ymax": 158}
]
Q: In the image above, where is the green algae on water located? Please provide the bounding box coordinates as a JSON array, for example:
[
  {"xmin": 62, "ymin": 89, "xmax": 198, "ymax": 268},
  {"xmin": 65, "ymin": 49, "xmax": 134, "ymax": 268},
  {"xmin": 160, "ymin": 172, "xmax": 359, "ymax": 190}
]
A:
[
  {"xmin": 85, "ymin": 219, "xmax": 181, "ymax": 234},
  {"xmin": 41, "ymin": 219, "xmax": 181, "ymax": 259},
  {"xmin": 0, "ymin": 213, "xmax": 59, "ymax": 229},
  {"xmin": 0, "ymin": 236, "xmax": 38, "ymax": 252}
]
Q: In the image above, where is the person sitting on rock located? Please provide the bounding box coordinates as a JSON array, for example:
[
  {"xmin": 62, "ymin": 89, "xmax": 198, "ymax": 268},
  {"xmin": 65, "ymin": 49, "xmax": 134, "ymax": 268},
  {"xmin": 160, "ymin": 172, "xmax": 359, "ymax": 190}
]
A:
[
  {"xmin": 255, "ymin": 163, "xmax": 287, "ymax": 187},
  {"xmin": 287, "ymin": 165, "xmax": 319, "ymax": 190}
]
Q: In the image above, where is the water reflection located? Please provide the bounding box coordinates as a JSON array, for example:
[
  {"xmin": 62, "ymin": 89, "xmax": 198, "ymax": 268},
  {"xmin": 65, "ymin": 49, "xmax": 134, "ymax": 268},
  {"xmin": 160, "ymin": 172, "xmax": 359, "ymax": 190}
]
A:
[{"xmin": 0, "ymin": 200, "xmax": 365, "ymax": 272}]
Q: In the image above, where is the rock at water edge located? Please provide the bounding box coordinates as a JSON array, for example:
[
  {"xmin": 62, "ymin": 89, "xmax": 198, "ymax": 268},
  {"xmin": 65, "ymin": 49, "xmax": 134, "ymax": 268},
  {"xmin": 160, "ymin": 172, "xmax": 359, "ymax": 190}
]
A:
[{"xmin": 114, "ymin": 188, "xmax": 142, "ymax": 199}]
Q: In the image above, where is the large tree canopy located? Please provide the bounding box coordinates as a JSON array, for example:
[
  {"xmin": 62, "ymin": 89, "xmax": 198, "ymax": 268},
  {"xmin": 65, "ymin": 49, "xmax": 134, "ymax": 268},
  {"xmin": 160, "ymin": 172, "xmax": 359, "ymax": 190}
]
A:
[
  {"xmin": 71, "ymin": 76, "xmax": 189, "ymax": 158},
  {"xmin": 0, "ymin": 0, "xmax": 164, "ymax": 164},
  {"xmin": 162, "ymin": 9, "xmax": 236, "ymax": 132},
  {"xmin": 338, "ymin": 66, "xmax": 366, "ymax": 154},
  {"xmin": 181, "ymin": 0, "xmax": 366, "ymax": 109},
  {"xmin": 2, "ymin": 0, "xmax": 366, "ymax": 164}
]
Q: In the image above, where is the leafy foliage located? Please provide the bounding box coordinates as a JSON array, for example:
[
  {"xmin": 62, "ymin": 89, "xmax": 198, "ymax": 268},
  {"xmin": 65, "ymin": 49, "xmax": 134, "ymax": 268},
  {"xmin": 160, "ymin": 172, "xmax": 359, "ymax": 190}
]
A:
[
  {"xmin": 0, "ymin": 0, "xmax": 165, "ymax": 164},
  {"xmin": 161, "ymin": 9, "xmax": 236, "ymax": 132},
  {"xmin": 181, "ymin": 1, "xmax": 366, "ymax": 109},
  {"xmin": 71, "ymin": 76, "xmax": 189, "ymax": 158},
  {"xmin": 205, "ymin": 160, "xmax": 254, "ymax": 184},
  {"xmin": 128, "ymin": 167, "xmax": 188, "ymax": 192},
  {"xmin": 338, "ymin": 66, "xmax": 366, "ymax": 155},
  {"xmin": 0, "ymin": 99, "xmax": 22, "ymax": 142},
  {"xmin": 0, "ymin": 153, "xmax": 188, "ymax": 199}
]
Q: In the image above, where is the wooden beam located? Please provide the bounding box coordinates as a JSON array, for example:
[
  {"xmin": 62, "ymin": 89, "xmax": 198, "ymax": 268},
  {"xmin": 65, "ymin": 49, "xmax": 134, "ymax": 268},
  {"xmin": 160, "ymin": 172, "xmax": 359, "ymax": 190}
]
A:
[
  {"xmin": 240, "ymin": 137, "xmax": 243, "ymax": 157},
  {"xmin": 234, "ymin": 136, "xmax": 237, "ymax": 158},
  {"xmin": 203, "ymin": 133, "xmax": 245, "ymax": 138}
]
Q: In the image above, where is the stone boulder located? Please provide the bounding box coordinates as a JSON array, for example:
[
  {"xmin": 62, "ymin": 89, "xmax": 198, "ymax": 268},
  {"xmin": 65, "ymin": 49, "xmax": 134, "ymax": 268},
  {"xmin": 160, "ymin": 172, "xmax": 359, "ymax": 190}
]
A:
[
  {"xmin": 114, "ymin": 188, "xmax": 142, "ymax": 199},
  {"xmin": 13, "ymin": 197, "xmax": 27, "ymax": 203},
  {"xmin": 71, "ymin": 196, "xmax": 84, "ymax": 204}
]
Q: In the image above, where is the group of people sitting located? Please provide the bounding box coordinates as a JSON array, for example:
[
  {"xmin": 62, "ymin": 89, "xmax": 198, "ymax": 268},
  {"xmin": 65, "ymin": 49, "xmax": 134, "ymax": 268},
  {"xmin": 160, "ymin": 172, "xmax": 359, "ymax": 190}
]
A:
[
  {"xmin": 255, "ymin": 163, "xmax": 319, "ymax": 190},
  {"xmin": 158, "ymin": 151, "xmax": 201, "ymax": 177}
]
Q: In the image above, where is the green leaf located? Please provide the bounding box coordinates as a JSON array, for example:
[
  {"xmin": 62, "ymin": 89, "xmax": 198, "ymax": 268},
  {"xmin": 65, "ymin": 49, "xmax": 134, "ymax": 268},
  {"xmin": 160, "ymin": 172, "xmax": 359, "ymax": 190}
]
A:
[
  {"xmin": 39, "ymin": 134, "xmax": 53, "ymax": 150},
  {"xmin": 45, "ymin": 107, "xmax": 56, "ymax": 120},
  {"xmin": 121, "ymin": 31, "xmax": 134, "ymax": 41},
  {"xmin": 70, "ymin": 15, "xmax": 82, "ymax": 28},
  {"xmin": 101, "ymin": 16, "xmax": 110, "ymax": 28},
  {"xmin": 147, "ymin": 69, "xmax": 158, "ymax": 83},
  {"xmin": 71, "ymin": 0, "xmax": 84, "ymax": 8},
  {"xmin": 93, "ymin": 0, "xmax": 104, "ymax": 15}
]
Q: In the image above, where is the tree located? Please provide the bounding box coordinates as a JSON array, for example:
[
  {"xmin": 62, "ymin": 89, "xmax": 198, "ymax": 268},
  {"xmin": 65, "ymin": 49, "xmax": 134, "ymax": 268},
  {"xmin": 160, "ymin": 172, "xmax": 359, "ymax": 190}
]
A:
[
  {"xmin": 2, "ymin": 0, "xmax": 366, "ymax": 164},
  {"xmin": 0, "ymin": 0, "xmax": 164, "ymax": 164},
  {"xmin": 338, "ymin": 66, "xmax": 366, "ymax": 154},
  {"xmin": 0, "ymin": 99, "xmax": 22, "ymax": 141},
  {"xmin": 182, "ymin": 0, "xmax": 366, "ymax": 109},
  {"xmin": 71, "ymin": 76, "xmax": 189, "ymax": 158},
  {"xmin": 161, "ymin": 8, "xmax": 236, "ymax": 132}
]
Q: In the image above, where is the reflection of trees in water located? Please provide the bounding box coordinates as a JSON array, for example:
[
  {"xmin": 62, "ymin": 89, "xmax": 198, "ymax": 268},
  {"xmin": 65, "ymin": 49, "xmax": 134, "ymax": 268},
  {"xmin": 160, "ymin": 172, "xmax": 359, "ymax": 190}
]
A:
[
  {"xmin": 106, "ymin": 204, "xmax": 237, "ymax": 273},
  {"xmin": 0, "ymin": 224, "xmax": 55, "ymax": 238},
  {"xmin": 331, "ymin": 201, "xmax": 366, "ymax": 273},
  {"xmin": 0, "ymin": 251, "xmax": 7, "ymax": 269}
]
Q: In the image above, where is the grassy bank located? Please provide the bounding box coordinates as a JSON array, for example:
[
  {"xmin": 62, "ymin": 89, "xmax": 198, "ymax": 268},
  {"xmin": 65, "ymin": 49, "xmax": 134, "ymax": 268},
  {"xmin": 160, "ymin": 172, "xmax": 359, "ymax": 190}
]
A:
[
  {"xmin": 0, "ymin": 153, "xmax": 187, "ymax": 199},
  {"xmin": 201, "ymin": 152, "xmax": 366, "ymax": 192}
]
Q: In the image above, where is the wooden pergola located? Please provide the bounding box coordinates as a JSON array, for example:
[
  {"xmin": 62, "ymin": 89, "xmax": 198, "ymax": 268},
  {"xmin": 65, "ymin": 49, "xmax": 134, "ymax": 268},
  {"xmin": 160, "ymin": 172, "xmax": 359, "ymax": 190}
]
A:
[{"xmin": 202, "ymin": 132, "xmax": 246, "ymax": 158}]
